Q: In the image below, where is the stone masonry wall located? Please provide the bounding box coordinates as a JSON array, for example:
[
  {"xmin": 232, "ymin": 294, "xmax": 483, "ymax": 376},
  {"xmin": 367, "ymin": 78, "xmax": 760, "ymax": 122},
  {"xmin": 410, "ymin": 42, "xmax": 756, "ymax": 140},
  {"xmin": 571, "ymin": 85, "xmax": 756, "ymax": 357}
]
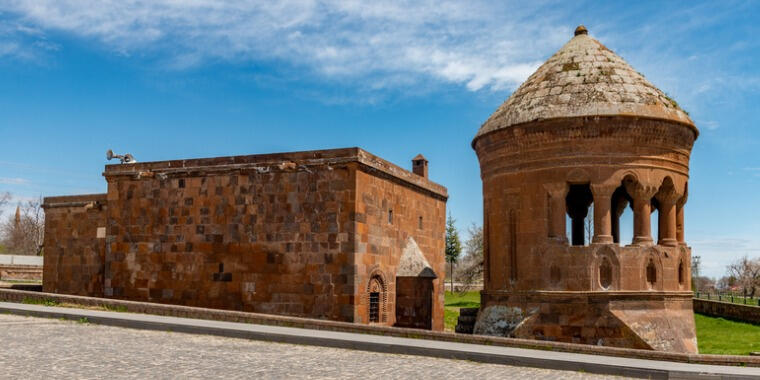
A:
[
  {"xmin": 42, "ymin": 148, "xmax": 447, "ymax": 329},
  {"xmin": 104, "ymin": 162, "xmax": 357, "ymax": 321},
  {"xmin": 42, "ymin": 194, "xmax": 107, "ymax": 297},
  {"xmin": 353, "ymin": 168, "xmax": 446, "ymax": 330}
]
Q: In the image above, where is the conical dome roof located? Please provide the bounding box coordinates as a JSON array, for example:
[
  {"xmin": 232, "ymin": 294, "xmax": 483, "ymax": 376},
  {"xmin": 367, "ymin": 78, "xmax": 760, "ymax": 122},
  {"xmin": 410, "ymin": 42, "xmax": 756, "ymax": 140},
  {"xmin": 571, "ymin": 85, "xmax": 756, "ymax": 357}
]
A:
[{"xmin": 475, "ymin": 26, "xmax": 696, "ymax": 140}]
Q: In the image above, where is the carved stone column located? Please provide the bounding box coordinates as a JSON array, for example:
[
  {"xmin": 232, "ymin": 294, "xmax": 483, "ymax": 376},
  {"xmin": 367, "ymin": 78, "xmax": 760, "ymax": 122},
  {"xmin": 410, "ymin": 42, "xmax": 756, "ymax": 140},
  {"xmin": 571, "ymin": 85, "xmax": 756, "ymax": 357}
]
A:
[
  {"xmin": 658, "ymin": 200, "xmax": 677, "ymax": 246},
  {"xmin": 656, "ymin": 193, "xmax": 680, "ymax": 247},
  {"xmin": 591, "ymin": 184, "xmax": 616, "ymax": 244},
  {"xmin": 676, "ymin": 189, "xmax": 688, "ymax": 245},
  {"xmin": 611, "ymin": 191, "xmax": 630, "ymax": 244},
  {"xmin": 544, "ymin": 183, "xmax": 568, "ymax": 243},
  {"xmin": 625, "ymin": 181, "xmax": 658, "ymax": 246}
]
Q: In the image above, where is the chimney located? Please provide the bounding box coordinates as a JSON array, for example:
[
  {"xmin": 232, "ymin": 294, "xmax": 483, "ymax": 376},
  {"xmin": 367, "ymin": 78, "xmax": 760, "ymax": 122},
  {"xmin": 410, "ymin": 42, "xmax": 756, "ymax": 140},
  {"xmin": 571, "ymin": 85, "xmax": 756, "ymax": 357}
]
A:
[{"xmin": 412, "ymin": 154, "xmax": 428, "ymax": 178}]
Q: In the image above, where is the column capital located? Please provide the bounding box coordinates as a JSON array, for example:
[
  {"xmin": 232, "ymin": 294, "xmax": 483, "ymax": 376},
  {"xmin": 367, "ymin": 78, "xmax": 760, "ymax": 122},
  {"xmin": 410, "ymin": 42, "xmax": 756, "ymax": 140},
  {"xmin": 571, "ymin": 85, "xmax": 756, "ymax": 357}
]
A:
[
  {"xmin": 590, "ymin": 183, "xmax": 617, "ymax": 198},
  {"xmin": 655, "ymin": 186, "xmax": 682, "ymax": 205},
  {"xmin": 543, "ymin": 182, "xmax": 568, "ymax": 197},
  {"xmin": 624, "ymin": 181, "xmax": 658, "ymax": 201}
]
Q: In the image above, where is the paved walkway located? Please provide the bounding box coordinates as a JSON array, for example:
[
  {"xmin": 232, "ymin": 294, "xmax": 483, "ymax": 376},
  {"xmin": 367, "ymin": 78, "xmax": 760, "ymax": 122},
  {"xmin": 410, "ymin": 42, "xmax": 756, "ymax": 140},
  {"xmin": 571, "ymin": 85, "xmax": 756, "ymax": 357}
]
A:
[
  {"xmin": 0, "ymin": 314, "xmax": 609, "ymax": 379},
  {"xmin": 1, "ymin": 302, "xmax": 758, "ymax": 379}
]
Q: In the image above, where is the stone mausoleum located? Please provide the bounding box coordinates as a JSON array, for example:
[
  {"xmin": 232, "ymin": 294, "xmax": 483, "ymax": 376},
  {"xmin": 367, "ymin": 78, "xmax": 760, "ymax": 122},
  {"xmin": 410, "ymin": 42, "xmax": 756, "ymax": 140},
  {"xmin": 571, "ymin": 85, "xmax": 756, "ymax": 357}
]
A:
[
  {"xmin": 470, "ymin": 26, "xmax": 699, "ymax": 352},
  {"xmin": 42, "ymin": 148, "xmax": 448, "ymax": 330}
]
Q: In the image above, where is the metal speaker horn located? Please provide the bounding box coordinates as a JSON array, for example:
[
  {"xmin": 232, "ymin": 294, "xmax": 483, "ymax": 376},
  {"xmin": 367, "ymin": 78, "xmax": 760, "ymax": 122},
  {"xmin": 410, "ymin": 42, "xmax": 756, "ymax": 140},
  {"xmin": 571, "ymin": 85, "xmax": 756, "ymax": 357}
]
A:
[{"xmin": 106, "ymin": 149, "xmax": 137, "ymax": 164}]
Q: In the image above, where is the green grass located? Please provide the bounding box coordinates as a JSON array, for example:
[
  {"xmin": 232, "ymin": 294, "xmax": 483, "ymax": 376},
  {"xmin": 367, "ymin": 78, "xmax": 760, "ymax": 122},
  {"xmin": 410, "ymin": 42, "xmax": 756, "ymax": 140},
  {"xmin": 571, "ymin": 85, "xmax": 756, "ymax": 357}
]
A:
[
  {"xmin": 443, "ymin": 292, "xmax": 760, "ymax": 355},
  {"xmin": 1, "ymin": 279, "xmax": 42, "ymax": 284},
  {"xmin": 444, "ymin": 291, "xmax": 480, "ymax": 331},
  {"xmin": 695, "ymin": 313, "xmax": 760, "ymax": 355},
  {"xmin": 21, "ymin": 297, "xmax": 59, "ymax": 307},
  {"xmin": 103, "ymin": 304, "xmax": 129, "ymax": 313}
]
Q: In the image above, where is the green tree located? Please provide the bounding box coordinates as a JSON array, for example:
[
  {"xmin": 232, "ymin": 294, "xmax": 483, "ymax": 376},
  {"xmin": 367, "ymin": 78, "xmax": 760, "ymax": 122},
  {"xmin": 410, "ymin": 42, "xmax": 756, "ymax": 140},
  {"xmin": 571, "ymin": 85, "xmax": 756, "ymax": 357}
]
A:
[{"xmin": 445, "ymin": 213, "xmax": 462, "ymax": 292}]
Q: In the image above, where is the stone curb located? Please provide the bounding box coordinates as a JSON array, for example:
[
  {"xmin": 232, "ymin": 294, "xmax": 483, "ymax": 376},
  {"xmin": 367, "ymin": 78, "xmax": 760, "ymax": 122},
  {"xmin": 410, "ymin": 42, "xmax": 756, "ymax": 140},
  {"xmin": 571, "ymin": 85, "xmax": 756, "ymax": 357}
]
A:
[
  {"xmin": 2, "ymin": 289, "xmax": 759, "ymax": 369},
  {"xmin": 3, "ymin": 302, "xmax": 760, "ymax": 379}
]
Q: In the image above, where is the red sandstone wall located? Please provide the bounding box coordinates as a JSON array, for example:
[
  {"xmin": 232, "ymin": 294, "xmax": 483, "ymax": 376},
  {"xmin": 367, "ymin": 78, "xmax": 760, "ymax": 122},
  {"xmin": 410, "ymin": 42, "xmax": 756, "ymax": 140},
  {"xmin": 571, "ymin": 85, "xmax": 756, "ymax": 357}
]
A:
[
  {"xmin": 353, "ymin": 169, "xmax": 446, "ymax": 330},
  {"xmin": 104, "ymin": 165, "xmax": 357, "ymax": 321},
  {"xmin": 44, "ymin": 149, "xmax": 448, "ymax": 329},
  {"xmin": 42, "ymin": 194, "xmax": 107, "ymax": 296}
]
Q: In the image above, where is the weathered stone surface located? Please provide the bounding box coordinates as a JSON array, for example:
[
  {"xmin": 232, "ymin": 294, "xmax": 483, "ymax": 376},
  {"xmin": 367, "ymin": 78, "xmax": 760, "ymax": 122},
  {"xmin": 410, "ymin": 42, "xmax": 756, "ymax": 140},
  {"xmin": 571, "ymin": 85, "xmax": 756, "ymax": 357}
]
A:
[
  {"xmin": 476, "ymin": 27, "xmax": 694, "ymax": 139},
  {"xmin": 0, "ymin": 265, "xmax": 41, "ymax": 281},
  {"xmin": 471, "ymin": 27, "xmax": 698, "ymax": 353},
  {"xmin": 473, "ymin": 305, "xmax": 525, "ymax": 337},
  {"xmin": 43, "ymin": 148, "xmax": 447, "ymax": 331},
  {"xmin": 397, "ymin": 237, "xmax": 436, "ymax": 278}
]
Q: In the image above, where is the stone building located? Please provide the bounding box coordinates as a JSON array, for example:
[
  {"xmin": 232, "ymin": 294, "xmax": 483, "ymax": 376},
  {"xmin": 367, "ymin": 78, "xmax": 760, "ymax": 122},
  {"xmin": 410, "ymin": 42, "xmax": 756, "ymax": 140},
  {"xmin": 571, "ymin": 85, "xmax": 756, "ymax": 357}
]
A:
[
  {"xmin": 42, "ymin": 148, "xmax": 448, "ymax": 330},
  {"xmin": 470, "ymin": 26, "xmax": 699, "ymax": 352}
]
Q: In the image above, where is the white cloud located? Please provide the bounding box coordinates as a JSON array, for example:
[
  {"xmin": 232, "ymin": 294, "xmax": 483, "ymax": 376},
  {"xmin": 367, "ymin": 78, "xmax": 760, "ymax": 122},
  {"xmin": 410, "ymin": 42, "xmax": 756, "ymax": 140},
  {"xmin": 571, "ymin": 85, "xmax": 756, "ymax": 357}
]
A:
[
  {"xmin": 699, "ymin": 120, "xmax": 719, "ymax": 130},
  {"xmin": 0, "ymin": 177, "xmax": 28, "ymax": 185},
  {"xmin": 0, "ymin": 0, "xmax": 569, "ymax": 91}
]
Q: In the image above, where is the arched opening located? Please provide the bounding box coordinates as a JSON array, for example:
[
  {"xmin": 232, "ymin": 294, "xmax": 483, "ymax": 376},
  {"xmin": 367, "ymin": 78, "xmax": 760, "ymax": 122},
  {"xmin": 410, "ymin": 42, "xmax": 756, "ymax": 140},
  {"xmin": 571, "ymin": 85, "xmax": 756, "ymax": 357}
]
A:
[
  {"xmin": 650, "ymin": 198, "xmax": 660, "ymax": 245},
  {"xmin": 678, "ymin": 260, "xmax": 685, "ymax": 287},
  {"xmin": 566, "ymin": 184, "xmax": 593, "ymax": 246},
  {"xmin": 646, "ymin": 259, "xmax": 657, "ymax": 288},
  {"xmin": 611, "ymin": 185, "xmax": 633, "ymax": 245},
  {"xmin": 367, "ymin": 275, "xmax": 386, "ymax": 324},
  {"xmin": 599, "ymin": 257, "xmax": 612, "ymax": 289}
]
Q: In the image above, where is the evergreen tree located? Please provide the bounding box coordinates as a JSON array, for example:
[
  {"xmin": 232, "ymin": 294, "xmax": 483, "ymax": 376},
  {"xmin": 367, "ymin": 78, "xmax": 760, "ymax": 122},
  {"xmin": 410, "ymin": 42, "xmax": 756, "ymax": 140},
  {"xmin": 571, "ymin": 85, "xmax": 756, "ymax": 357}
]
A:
[{"xmin": 445, "ymin": 213, "xmax": 462, "ymax": 292}]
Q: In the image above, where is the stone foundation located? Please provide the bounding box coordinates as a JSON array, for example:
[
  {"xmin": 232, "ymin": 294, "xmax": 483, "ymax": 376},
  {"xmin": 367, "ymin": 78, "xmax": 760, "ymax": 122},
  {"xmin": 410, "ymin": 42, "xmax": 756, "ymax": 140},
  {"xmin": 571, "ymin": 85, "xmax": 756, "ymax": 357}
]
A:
[{"xmin": 478, "ymin": 291, "xmax": 697, "ymax": 353}]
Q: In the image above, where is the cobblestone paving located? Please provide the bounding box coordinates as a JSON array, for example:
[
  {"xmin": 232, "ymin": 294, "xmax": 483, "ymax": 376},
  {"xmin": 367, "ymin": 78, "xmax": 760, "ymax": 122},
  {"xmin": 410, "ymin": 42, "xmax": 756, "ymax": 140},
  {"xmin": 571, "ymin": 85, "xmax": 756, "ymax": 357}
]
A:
[{"xmin": 0, "ymin": 314, "xmax": 619, "ymax": 379}]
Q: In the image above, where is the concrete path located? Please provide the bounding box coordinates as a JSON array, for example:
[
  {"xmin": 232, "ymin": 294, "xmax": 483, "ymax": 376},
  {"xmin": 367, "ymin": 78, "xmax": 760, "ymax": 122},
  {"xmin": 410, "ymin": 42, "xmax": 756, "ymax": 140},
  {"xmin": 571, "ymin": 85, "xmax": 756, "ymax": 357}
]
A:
[{"xmin": 1, "ymin": 302, "xmax": 758, "ymax": 379}]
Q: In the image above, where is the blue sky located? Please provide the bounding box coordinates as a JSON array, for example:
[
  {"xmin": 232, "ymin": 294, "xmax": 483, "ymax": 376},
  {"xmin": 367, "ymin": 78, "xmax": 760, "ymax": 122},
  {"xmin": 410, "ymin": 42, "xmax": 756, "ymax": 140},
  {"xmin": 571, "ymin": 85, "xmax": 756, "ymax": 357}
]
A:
[{"xmin": 0, "ymin": 1, "xmax": 758, "ymax": 278}]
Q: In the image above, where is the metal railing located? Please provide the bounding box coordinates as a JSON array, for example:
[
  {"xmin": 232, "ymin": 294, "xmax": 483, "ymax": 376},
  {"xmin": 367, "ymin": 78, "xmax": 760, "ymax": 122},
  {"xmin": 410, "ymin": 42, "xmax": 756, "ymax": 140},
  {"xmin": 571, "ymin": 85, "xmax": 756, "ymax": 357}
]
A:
[{"xmin": 694, "ymin": 291, "xmax": 760, "ymax": 307}]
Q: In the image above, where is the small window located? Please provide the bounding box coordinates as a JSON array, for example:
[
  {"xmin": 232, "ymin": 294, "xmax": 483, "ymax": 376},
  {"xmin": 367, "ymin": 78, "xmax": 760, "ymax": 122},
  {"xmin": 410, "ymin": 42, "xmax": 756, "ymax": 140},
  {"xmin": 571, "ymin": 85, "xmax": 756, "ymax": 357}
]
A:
[
  {"xmin": 678, "ymin": 261, "xmax": 685, "ymax": 286},
  {"xmin": 550, "ymin": 265, "xmax": 561, "ymax": 285},
  {"xmin": 646, "ymin": 259, "xmax": 657, "ymax": 287},
  {"xmin": 418, "ymin": 216, "xmax": 423, "ymax": 229},
  {"xmin": 600, "ymin": 258, "xmax": 612, "ymax": 289},
  {"xmin": 388, "ymin": 210, "xmax": 393, "ymax": 225},
  {"xmin": 369, "ymin": 292, "xmax": 380, "ymax": 322}
]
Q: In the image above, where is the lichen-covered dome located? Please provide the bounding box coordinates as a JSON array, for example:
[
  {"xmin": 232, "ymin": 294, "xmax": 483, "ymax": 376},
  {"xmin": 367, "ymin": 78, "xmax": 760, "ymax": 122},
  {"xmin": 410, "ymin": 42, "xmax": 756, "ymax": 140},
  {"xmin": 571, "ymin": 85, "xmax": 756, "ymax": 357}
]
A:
[{"xmin": 475, "ymin": 26, "xmax": 696, "ymax": 140}]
